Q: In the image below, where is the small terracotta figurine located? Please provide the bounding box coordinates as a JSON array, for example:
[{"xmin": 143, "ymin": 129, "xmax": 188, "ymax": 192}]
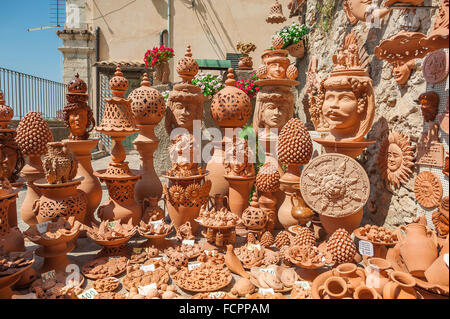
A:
[
  {"xmin": 176, "ymin": 221, "xmax": 195, "ymax": 242},
  {"xmin": 43, "ymin": 142, "xmax": 78, "ymax": 184},
  {"xmin": 418, "ymin": 92, "xmax": 439, "ymax": 122}
]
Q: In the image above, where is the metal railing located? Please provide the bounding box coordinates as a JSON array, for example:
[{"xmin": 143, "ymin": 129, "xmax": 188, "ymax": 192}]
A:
[{"xmin": 0, "ymin": 67, "xmax": 67, "ymax": 120}]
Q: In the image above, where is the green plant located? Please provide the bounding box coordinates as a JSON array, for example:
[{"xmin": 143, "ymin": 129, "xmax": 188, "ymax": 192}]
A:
[
  {"xmin": 274, "ymin": 23, "xmax": 310, "ymax": 49},
  {"xmin": 192, "ymin": 73, "xmax": 225, "ymax": 97},
  {"xmin": 316, "ymin": 0, "xmax": 337, "ymax": 33}
]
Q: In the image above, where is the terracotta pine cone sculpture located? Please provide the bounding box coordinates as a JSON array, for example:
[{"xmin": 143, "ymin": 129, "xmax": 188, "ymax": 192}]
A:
[
  {"xmin": 275, "ymin": 231, "xmax": 291, "ymax": 250},
  {"xmin": 255, "ymin": 162, "xmax": 280, "ymax": 193},
  {"xmin": 292, "ymin": 227, "xmax": 316, "ymax": 247},
  {"xmin": 15, "ymin": 111, "xmax": 53, "ymax": 156},
  {"xmin": 277, "ymin": 118, "xmax": 313, "ymax": 164},
  {"xmin": 260, "ymin": 231, "xmax": 275, "ymax": 248},
  {"xmin": 327, "ymin": 228, "xmax": 357, "ymax": 265}
]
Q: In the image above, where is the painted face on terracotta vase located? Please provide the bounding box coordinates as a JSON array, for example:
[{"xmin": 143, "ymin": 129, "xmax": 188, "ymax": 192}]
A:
[
  {"xmin": 262, "ymin": 101, "xmax": 289, "ymax": 129},
  {"xmin": 173, "ymin": 101, "xmax": 195, "ymax": 129},
  {"xmin": 387, "ymin": 143, "xmax": 403, "ymax": 172},
  {"xmin": 267, "ymin": 62, "xmax": 287, "ymax": 79},
  {"xmin": 322, "ymin": 88, "xmax": 359, "ymax": 130},
  {"xmin": 68, "ymin": 108, "xmax": 88, "ymax": 138}
]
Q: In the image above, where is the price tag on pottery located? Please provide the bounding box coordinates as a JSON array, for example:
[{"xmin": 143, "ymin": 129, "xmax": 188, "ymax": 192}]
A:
[
  {"xmin": 78, "ymin": 288, "xmax": 98, "ymax": 300},
  {"xmin": 37, "ymin": 221, "xmax": 50, "ymax": 234},
  {"xmin": 188, "ymin": 262, "xmax": 202, "ymax": 271},
  {"xmin": 258, "ymin": 288, "xmax": 274, "ymax": 295},
  {"xmin": 138, "ymin": 283, "xmax": 157, "ymax": 296},
  {"xmin": 41, "ymin": 270, "xmax": 56, "ymax": 283},
  {"xmin": 294, "ymin": 281, "xmax": 311, "ymax": 290},
  {"xmin": 182, "ymin": 240, "xmax": 195, "ymax": 246},
  {"xmin": 359, "ymin": 240, "xmax": 374, "ymax": 257},
  {"xmin": 140, "ymin": 264, "xmax": 155, "ymax": 272}
]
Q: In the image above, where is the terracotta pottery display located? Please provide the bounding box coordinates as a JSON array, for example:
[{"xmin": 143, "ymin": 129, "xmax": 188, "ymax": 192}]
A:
[
  {"xmin": 129, "ymin": 73, "xmax": 166, "ymax": 201},
  {"xmin": 311, "ymin": 32, "xmax": 376, "ymax": 158},
  {"xmin": 424, "ymin": 254, "xmax": 449, "ymax": 287},
  {"xmin": 94, "ymin": 65, "xmax": 142, "ymax": 226},
  {"xmin": 343, "ymin": 0, "xmax": 391, "ymax": 25},
  {"xmin": 255, "ymin": 162, "xmax": 280, "ymax": 231},
  {"xmin": 365, "ymin": 257, "xmax": 392, "ymax": 295},
  {"xmin": 414, "ymin": 171, "xmax": 443, "ymax": 209},
  {"xmin": 418, "ymin": 91, "xmax": 440, "ymax": 122},
  {"xmin": 154, "ymin": 60, "xmax": 170, "ymax": 85},
  {"xmin": 138, "ymin": 220, "xmax": 174, "ymax": 249},
  {"xmin": 24, "ymin": 216, "xmax": 82, "ymax": 275},
  {"xmin": 432, "ymin": 196, "xmax": 449, "ymax": 238},
  {"xmin": 15, "ymin": 111, "xmax": 54, "ymax": 226},
  {"xmin": 422, "ymin": 50, "xmax": 449, "ymax": 84},
  {"xmin": 398, "ymin": 223, "xmax": 438, "ymax": 277},
  {"xmin": 378, "ymin": 130, "xmax": 415, "ymax": 189},
  {"xmin": 0, "ymin": 250, "xmax": 35, "ymax": 299},
  {"xmin": 332, "ymin": 263, "xmax": 366, "ymax": 289},
  {"xmin": 353, "ymin": 225, "xmax": 399, "ymax": 258},
  {"xmin": 300, "ymin": 153, "xmax": 370, "ymax": 235},
  {"xmin": 382, "ymin": 271, "xmax": 421, "ymax": 299},
  {"xmin": 266, "ymin": 0, "xmax": 286, "ymax": 24},
  {"xmin": 419, "ymin": 0, "xmax": 449, "ymax": 50},
  {"xmin": 236, "ymin": 42, "xmax": 256, "ymax": 70}
]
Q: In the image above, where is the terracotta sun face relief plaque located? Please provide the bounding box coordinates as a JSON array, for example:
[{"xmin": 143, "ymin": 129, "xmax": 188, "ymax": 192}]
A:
[
  {"xmin": 378, "ymin": 131, "xmax": 415, "ymax": 189},
  {"xmin": 422, "ymin": 50, "xmax": 449, "ymax": 84},
  {"xmin": 300, "ymin": 153, "xmax": 370, "ymax": 218},
  {"xmin": 414, "ymin": 171, "xmax": 443, "ymax": 209}
]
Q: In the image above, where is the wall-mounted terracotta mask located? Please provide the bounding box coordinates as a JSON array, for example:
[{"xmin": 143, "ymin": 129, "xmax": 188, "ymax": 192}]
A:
[{"xmin": 418, "ymin": 91, "xmax": 439, "ymax": 122}]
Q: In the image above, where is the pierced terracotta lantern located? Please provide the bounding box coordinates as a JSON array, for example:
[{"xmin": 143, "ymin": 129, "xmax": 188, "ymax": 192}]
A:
[
  {"xmin": 266, "ymin": 0, "xmax": 286, "ymax": 24},
  {"xmin": 414, "ymin": 171, "xmax": 443, "ymax": 209},
  {"xmin": 343, "ymin": 0, "xmax": 391, "ymax": 25},
  {"xmin": 63, "ymin": 74, "xmax": 95, "ymax": 140},
  {"xmin": 422, "ymin": 50, "xmax": 449, "ymax": 84},
  {"xmin": 312, "ymin": 32, "xmax": 376, "ymax": 158},
  {"xmin": 378, "ymin": 131, "xmax": 415, "ymax": 189},
  {"xmin": 374, "ymin": 31, "xmax": 430, "ymax": 85},
  {"xmin": 165, "ymin": 46, "xmax": 204, "ymax": 135},
  {"xmin": 419, "ymin": 0, "xmax": 449, "ymax": 50},
  {"xmin": 418, "ymin": 91, "xmax": 439, "ymax": 122}
]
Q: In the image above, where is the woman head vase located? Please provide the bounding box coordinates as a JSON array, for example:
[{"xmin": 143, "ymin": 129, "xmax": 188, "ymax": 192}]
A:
[
  {"xmin": 253, "ymin": 88, "xmax": 294, "ymax": 137},
  {"xmin": 223, "ymin": 138, "xmax": 255, "ymax": 177},
  {"xmin": 62, "ymin": 102, "xmax": 95, "ymax": 140},
  {"xmin": 165, "ymin": 85, "xmax": 204, "ymax": 135},
  {"xmin": 0, "ymin": 131, "xmax": 25, "ymax": 183}
]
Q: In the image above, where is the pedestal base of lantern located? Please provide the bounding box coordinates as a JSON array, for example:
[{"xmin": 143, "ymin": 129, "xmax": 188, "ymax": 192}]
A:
[
  {"xmin": 201, "ymin": 226, "xmax": 236, "ymax": 248},
  {"xmin": 36, "ymin": 242, "xmax": 75, "ymax": 275},
  {"xmin": 314, "ymin": 138, "xmax": 376, "ymax": 159}
]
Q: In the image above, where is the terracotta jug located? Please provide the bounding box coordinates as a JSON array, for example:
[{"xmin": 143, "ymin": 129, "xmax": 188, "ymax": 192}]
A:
[
  {"xmin": 365, "ymin": 257, "xmax": 392, "ymax": 295},
  {"xmin": 319, "ymin": 276, "xmax": 351, "ymax": 299},
  {"xmin": 332, "ymin": 263, "xmax": 365, "ymax": 290},
  {"xmin": 383, "ymin": 271, "xmax": 420, "ymax": 299},
  {"xmin": 290, "ymin": 190, "xmax": 314, "ymax": 226},
  {"xmin": 353, "ymin": 285, "xmax": 380, "ymax": 299},
  {"xmin": 424, "ymin": 254, "xmax": 449, "ymax": 287},
  {"xmin": 399, "ymin": 223, "xmax": 438, "ymax": 277}
]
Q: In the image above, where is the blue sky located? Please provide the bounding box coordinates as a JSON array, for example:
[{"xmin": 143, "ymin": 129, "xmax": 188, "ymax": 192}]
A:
[{"xmin": 0, "ymin": 0, "xmax": 63, "ymax": 82}]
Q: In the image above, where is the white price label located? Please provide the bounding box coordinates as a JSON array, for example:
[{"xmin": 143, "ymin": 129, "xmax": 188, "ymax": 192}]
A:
[
  {"xmin": 258, "ymin": 288, "xmax": 274, "ymax": 295},
  {"xmin": 294, "ymin": 281, "xmax": 311, "ymax": 290},
  {"xmin": 260, "ymin": 268, "xmax": 275, "ymax": 276},
  {"xmin": 204, "ymin": 250, "xmax": 216, "ymax": 257},
  {"xmin": 41, "ymin": 270, "xmax": 56, "ymax": 283},
  {"xmin": 107, "ymin": 221, "xmax": 118, "ymax": 229},
  {"xmin": 138, "ymin": 283, "xmax": 157, "ymax": 296},
  {"xmin": 182, "ymin": 240, "xmax": 195, "ymax": 246},
  {"xmin": 359, "ymin": 240, "xmax": 374, "ymax": 257},
  {"xmin": 150, "ymin": 220, "xmax": 163, "ymax": 227},
  {"xmin": 209, "ymin": 291, "xmax": 225, "ymax": 298},
  {"xmin": 108, "ymin": 256, "xmax": 121, "ymax": 261},
  {"xmin": 36, "ymin": 222, "xmax": 50, "ymax": 234},
  {"xmin": 12, "ymin": 293, "xmax": 37, "ymax": 299},
  {"xmin": 77, "ymin": 288, "xmax": 99, "ymax": 299},
  {"xmin": 140, "ymin": 264, "xmax": 155, "ymax": 272},
  {"xmin": 188, "ymin": 262, "xmax": 202, "ymax": 271},
  {"xmin": 444, "ymin": 254, "xmax": 449, "ymax": 268},
  {"xmin": 247, "ymin": 243, "xmax": 261, "ymax": 251}
]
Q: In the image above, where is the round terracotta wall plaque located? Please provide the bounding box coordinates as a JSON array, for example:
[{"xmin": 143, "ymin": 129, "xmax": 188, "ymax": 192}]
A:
[
  {"xmin": 414, "ymin": 171, "xmax": 443, "ymax": 209},
  {"xmin": 422, "ymin": 50, "xmax": 449, "ymax": 84},
  {"xmin": 300, "ymin": 153, "xmax": 370, "ymax": 218}
]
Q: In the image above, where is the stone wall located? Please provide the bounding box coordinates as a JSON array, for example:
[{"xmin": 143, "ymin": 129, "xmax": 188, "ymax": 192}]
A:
[{"xmin": 292, "ymin": 0, "xmax": 448, "ymax": 229}]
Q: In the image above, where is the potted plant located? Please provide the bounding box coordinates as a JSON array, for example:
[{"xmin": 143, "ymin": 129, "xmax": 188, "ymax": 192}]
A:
[
  {"xmin": 192, "ymin": 73, "xmax": 225, "ymax": 99},
  {"xmin": 236, "ymin": 42, "xmax": 257, "ymax": 70},
  {"xmin": 235, "ymin": 72, "xmax": 260, "ymax": 99},
  {"xmin": 144, "ymin": 45, "xmax": 175, "ymax": 84},
  {"xmin": 273, "ymin": 23, "xmax": 309, "ymax": 58}
]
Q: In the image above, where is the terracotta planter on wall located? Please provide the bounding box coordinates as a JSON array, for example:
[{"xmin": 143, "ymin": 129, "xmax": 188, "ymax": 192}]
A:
[{"xmin": 286, "ymin": 40, "xmax": 305, "ymax": 58}]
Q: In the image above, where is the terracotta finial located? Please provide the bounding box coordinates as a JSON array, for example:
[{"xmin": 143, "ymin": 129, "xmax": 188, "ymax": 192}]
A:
[
  {"xmin": 67, "ymin": 73, "xmax": 87, "ymax": 94},
  {"xmin": 109, "ymin": 65, "xmax": 129, "ymax": 96},
  {"xmin": 141, "ymin": 73, "xmax": 150, "ymax": 87},
  {"xmin": 114, "ymin": 65, "xmax": 123, "ymax": 77},
  {"xmin": 225, "ymin": 68, "xmax": 236, "ymax": 86},
  {"xmin": 185, "ymin": 45, "xmax": 192, "ymax": 58},
  {"xmin": 0, "ymin": 91, "xmax": 12, "ymax": 127},
  {"xmin": 176, "ymin": 45, "xmax": 199, "ymax": 83},
  {"xmin": 0, "ymin": 91, "xmax": 5, "ymax": 104},
  {"xmin": 250, "ymin": 193, "xmax": 259, "ymax": 208}
]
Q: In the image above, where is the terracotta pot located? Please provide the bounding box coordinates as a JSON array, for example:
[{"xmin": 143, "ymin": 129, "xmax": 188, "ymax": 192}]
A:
[
  {"xmin": 287, "ymin": 41, "xmax": 305, "ymax": 58},
  {"xmin": 206, "ymin": 141, "xmax": 228, "ymax": 197},
  {"xmin": 154, "ymin": 61, "xmax": 170, "ymax": 84},
  {"xmin": 32, "ymin": 178, "xmax": 87, "ymax": 225},
  {"xmin": 166, "ymin": 200, "xmax": 200, "ymax": 235},
  {"xmin": 238, "ymin": 56, "xmax": 253, "ymax": 70},
  {"xmin": 332, "ymin": 263, "xmax": 365, "ymax": 290},
  {"xmin": 424, "ymin": 254, "xmax": 449, "ymax": 287},
  {"xmin": 365, "ymin": 257, "xmax": 392, "ymax": 295},
  {"xmin": 399, "ymin": 223, "xmax": 438, "ymax": 277},
  {"xmin": 0, "ymin": 190, "xmax": 25, "ymax": 253},
  {"xmin": 383, "ymin": 271, "xmax": 420, "ymax": 299},
  {"xmin": 353, "ymin": 285, "xmax": 379, "ymax": 299},
  {"xmin": 258, "ymin": 191, "xmax": 276, "ymax": 231},
  {"xmin": 225, "ymin": 175, "xmax": 254, "ymax": 218},
  {"xmin": 290, "ymin": 190, "xmax": 314, "ymax": 226},
  {"xmin": 320, "ymin": 276, "xmax": 351, "ymax": 299},
  {"xmin": 319, "ymin": 208, "xmax": 363, "ymax": 236},
  {"xmin": 64, "ymin": 139, "xmax": 102, "ymax": 226},
  {"xmin": 133, "ymin": 125, "xmax": 162, "ymax": 201}
]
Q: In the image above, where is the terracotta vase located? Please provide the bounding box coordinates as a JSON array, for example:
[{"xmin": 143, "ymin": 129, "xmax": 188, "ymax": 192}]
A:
[
  {"xmin": 287, "ymin": 41, "xmax": 305, "ymax": 59},
  {"xmin": 332, "ymin": 263, "xmax": 365, "ymax": 290},
  {"xmin": 365, "ymin": 257, "xmax": 392, "ymax": 295},
  {"xmin": 238, "ymin": 56, "xmax": 253, "ymax": 70},
  {"xmin": 424, "ymin": 254, "xmax": 449, "ymax": 287},
  {"xmin": 399, "ymin": 223, "xmax": 438, "ymax": 277},
  {"xmin": 64, "ymin": 139, "xmax": 102, "ymax": 227},
  {"xmin": 290, "ymin": 190, "xmax": 314, "ymax": 226},
  {"xmin": 32, "ymin": 178, "xmax": 87, "ymax": 225},
  {"xmin": 278, "ymin": 164, "xmax": 302, "ymax": 230},
  {"xmin": 154, "ymin": 61, "xmax": 170, "ymax": 84},
  {"xmin": 225, "ymin": 175, "xmax": 254, "ymax": 218},
  {"xmin": 319, "ymin": 276, "xmax": 351, "ymax": 299},
  {"xmin": 258, "ymin": 191, "xmax": 276, "ymax": 231},
  {"xmin": 20, "ymin": 158, "xmax": 45, "ymax": 226},
  {"xmin": 383, "ymin": 271, "xmax": 420, "ymax": 299},
  {"xmin": 206, "ymin": 140, "xmax": 228, "ymax": 197},
  {"xmin": 353, "ymin": 285, "xmax": 379, "ymax": 299},
  {"xmin": 166, "ymin": 201, "xmax": 200, "ymax": 235},
  {"xmin": 0, "ymin": 190, "xmax": 25, "ymax": 253}
]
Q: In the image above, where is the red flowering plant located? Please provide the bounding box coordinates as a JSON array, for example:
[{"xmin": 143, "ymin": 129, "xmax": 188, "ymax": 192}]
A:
[
  {"xmin": 235, "ymin": 72, "xmax": 260, "ymax": 99},
  {"xmin": 144, "ymin": 45, "xmax": 175, "ymax": 68}
]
